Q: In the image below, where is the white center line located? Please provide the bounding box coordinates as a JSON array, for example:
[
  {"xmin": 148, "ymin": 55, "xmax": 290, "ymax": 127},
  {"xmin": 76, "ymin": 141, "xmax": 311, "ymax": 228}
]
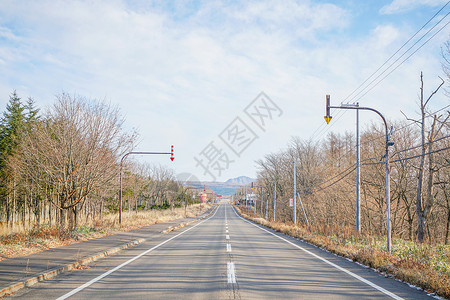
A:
[
  {"xmin": 227, "ymin": 262, "xmax": 236, "ymax": 283},
  {"xmin": 226, "ymin": 229, "xmax": 229, "ymax": 233},
  {"xmin": 226, "ymin": 235, "xmax": 230, "ymax": 240},
  {"xmin": 231, "ymin": 206, "xmax": 403, "ymax": 300},
  {"xmin": 226, "ymin": 243, "xmax": 232, "ymax": 252}
]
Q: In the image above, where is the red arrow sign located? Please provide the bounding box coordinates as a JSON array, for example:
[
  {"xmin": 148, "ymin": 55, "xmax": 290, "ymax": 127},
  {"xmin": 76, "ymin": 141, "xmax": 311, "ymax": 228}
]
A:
[{"xmin": 170, "ymin": 145, "xmax": 174, "ymax": 161}]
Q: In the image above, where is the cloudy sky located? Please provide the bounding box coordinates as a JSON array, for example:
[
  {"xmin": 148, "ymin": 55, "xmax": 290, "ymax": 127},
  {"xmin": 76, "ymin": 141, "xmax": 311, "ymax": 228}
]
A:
[{"xmin": 0, "ymin": 0, "xmax": 449, "ymax": 182}]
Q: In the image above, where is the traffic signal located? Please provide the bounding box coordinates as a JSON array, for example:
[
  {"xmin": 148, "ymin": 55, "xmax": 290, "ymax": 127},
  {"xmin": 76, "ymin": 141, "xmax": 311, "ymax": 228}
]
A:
[{"xmin": 324, "ymin": 95, "xmax": 332, "ymax": 124}]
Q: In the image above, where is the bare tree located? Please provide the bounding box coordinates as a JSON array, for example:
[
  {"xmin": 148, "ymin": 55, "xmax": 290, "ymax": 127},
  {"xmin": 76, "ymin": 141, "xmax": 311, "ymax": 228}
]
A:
[
  {"xmin": 402, "ymin": 72, "xmax": 446, "ymax": 242},
  {"xmin": 21, "ymin": 93, "xmax": 136, "ymax": 231}
]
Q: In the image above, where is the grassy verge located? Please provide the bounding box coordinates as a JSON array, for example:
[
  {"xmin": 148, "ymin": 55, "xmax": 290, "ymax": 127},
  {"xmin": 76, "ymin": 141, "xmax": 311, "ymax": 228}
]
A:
[
  {"xmin": 0, "ymin": 203, "xmax": 213, "ymax": 261},
  {"xmin": 235, "ymin": 206, "xmax": 449, "ymax": 299}
]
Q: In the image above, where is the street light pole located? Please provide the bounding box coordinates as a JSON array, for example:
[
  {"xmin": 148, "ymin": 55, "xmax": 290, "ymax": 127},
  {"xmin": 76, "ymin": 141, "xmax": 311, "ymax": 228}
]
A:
[
  {"xmin": 119, "ymin": 149, "xmax": 173, "ymax": 225},
  {"xmin": 326, "ymin": 95, "xmax": 393, "ymax": 253}
]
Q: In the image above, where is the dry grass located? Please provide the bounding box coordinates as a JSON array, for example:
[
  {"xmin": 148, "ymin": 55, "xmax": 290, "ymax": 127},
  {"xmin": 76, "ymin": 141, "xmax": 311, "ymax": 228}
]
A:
[
  {"xmin": 0, "ymin": 204, "xmax": 212, "ymax": 261},
  {"xmin": 236, "ymin": 206, "xmax": 450, "ymax": 299}
]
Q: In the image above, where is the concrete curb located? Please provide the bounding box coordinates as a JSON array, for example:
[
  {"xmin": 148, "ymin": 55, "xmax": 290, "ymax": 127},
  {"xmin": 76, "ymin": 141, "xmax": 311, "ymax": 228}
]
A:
[
  {"xmin": 0, "ymin": 238, "xmax": 146, "ymax": 298},
  {"xmin": 0, "ymin": 206, "xmax": 217, "ymax": 298}
]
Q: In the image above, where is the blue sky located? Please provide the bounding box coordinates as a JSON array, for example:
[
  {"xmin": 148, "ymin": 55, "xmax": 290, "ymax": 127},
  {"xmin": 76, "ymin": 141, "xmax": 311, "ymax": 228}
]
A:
[{"xmin": 0, "ymin": 0, "xmax": 449, "ymax": 182}]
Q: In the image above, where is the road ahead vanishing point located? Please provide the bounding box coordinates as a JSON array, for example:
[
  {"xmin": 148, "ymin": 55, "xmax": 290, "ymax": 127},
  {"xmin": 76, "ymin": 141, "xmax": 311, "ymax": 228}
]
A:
[{"xmin": 11, "ymin": 203, "xmax": 432, "ymax": 299}]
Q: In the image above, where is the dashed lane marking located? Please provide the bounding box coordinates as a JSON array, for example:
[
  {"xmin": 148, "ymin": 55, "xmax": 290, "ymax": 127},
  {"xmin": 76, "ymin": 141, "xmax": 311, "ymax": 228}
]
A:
[{"xmin": 227, "ymin": 263, "xmax": 236, "ymax": 284}]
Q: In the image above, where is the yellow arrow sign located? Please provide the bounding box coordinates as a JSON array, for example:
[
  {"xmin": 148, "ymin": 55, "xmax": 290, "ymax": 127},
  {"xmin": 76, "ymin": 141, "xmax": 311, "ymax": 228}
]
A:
[{"xmin": 324, "ymin": 116, "xmax": 332, "ymax": 124}]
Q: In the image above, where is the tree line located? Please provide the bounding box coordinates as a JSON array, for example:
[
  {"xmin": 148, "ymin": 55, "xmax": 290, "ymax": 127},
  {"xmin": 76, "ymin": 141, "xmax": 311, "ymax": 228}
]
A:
[
  {"xmin": 241, "ymin": 72, "xmax": 449, "ymax": 244},
  {"xmin": 0, "ymin": 92, "xmax": 190, "ymax": 234}
]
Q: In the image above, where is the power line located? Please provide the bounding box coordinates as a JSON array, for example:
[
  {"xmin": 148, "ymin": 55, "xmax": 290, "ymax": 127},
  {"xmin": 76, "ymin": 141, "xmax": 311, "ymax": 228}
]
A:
[
  {"xmin": 314, "ymin": 164, "xmax": 356, "ymax": 188},
  {"xmin": 356, "ymin": 18, "xmax": 450, "ymax": 101},
  {"xmin": 308, "ymin": 2, "xmax": 450, "ymax": 143},
  {"xmin": 308, "ymin": 165, "xmax": 356, "ymax": 194},
  {"xmin": 362, "ymin": 145, "xmax": 450, "ymax": 165},
  {"xmin": 348, "ymin": 12, "xmax": 450, "ymax": 103},
  {"xmin": 342, "ymin": 1, "xmax": 450, "ymax": 104},
  {"xmin": 391, "ymin": 134, "xmax": 450, "ymax": 157},
  {"xmin": 298, "ymin": 138, "xmax": 449, "ymax": 194},
  {"xmin": 358, "ymin": 104, "xmax": 450, "ymax": 147}
]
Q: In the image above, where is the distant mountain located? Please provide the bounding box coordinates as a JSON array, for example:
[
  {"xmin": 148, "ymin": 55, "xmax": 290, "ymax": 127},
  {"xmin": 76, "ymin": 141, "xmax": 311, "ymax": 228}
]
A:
[
  {"xmin": 186, "ymin": 181, "xmax": 240, "ymax": 196},
  {"xmin": 225, "ymin": 176, "xmax": 256, "ymax": 186},
  {"xmin": 182, "ymin": 176, "xmax": 256, "ymax": 196}
]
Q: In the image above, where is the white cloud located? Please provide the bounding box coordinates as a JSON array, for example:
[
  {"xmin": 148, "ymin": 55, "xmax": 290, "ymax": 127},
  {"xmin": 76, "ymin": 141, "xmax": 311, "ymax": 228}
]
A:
[
  {"xmin": 0, "ymin": 0, "xmax": 447, "ymax": 181},
  {"xmin": 380, "ymin": 0, "xmax": 448, "ymax": 15}
]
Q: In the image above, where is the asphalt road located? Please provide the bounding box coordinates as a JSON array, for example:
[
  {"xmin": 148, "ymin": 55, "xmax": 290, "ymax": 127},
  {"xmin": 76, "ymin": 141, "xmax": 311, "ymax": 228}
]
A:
[{"xmin": 11, "ymin": 202, "xmax": 432, "ymax": 299}]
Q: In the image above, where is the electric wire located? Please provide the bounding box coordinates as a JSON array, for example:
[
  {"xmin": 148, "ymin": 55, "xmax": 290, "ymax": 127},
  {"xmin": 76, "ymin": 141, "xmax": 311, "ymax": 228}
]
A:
[
  {"xmin": 362, "ymin": 145, "xmax": 450, "ymax": 166},
  {"xmin": 342, "ymin": 0, "xmax": 450, "ymax": 103},
  {"xmin": 307, "ymin": 2, "xmax": 450, "ymax": 143},
  {"xmin": 303, "ymin": 145, "xmax": 449, "ymax": 193},
  {"xmin": 356, "ymin": 19, "xmax": 450, "ymax": 102},
  {"xmin": 348, "ymin": 12, "xmax": 450, "ymax": 103}
]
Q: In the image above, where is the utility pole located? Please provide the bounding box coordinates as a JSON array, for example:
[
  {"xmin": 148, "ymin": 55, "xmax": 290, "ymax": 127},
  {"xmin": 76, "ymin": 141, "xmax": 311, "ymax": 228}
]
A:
[
  {"xmin": 273, "ymin": 180, "xmax": 277, "ymax": 222},
  {"xmin": 245, "ymin": 185, "xmax": 247, "ymax": 208},
  {"xmin": 260, "ymin": 186, "xmax": 263, "ymax": 217},
  {"xmin": 325, "ymin": 95, "xmax": 393, "ymax": 253},
  {"xmin": 356, "ymin": 102, "xmax": 361, "ymax": 233},
  {"xmin": 293, "ymin": 160, "xmax": 297, "ymax": 224}
]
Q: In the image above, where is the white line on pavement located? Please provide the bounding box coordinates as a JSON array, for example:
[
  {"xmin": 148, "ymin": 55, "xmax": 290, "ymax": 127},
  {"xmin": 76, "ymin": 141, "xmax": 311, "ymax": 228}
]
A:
[
  {"xmin": 226, "ymin": 229, "xmax": 229, "ymax": 233},
  {"xmin": 231, "ymin": 206, "xmax": 403, "ymax": 300},
  {"xmin": 56, "ymin": 205, "xmax": 221, "ymax": 300},
  {"xmin": 226, "ymin": 244, "xmax": 232, "ymax": 252},
  {"xmin": 227, "ymin": 262, "xmax": 236, "ymax": 283},
  {"xmin": 226, "ymin": 235, "xmax": 230, "ymax": 240}
]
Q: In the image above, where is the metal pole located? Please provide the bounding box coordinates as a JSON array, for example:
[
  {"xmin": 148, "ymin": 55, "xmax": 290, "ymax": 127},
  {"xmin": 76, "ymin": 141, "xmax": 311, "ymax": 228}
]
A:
[
  {"xmin": 245, "ymin": 186, "xmax": 247, "ymax": 208},
  {"xmin": 260, "ymin": 187, "xmax": 263, "ymax": 217},
  {"xmin": 385, "ymin": 136, "xmax": 391, "ymax": 254},
  {"xmin": 265, "ymin": 193, "xmax": 269, "ymax": 219},
  {"xmin": 356, "ymin": 102, "xmax": 361, "ymax": 233},
  {"xmin": 329, "ymin": 102, "xmax": 391, "ymax": 253},
  {"xmin": 273, "ymin": 180, "xmax": 277, "ymax": 222},
  {"xmin": 293, "ymin": 160, "xmax": 297, "ymax": 225},
  {"xmin": 254, "ymin": 188, "xmax": 256, "ymax": 214},
  {"xmin": 118, "ymin": 151, "xmax": 172, "ymax": 225},
  {"xmin": 119, "ymin": 160, "xmax": 123, "ymax": 225}
]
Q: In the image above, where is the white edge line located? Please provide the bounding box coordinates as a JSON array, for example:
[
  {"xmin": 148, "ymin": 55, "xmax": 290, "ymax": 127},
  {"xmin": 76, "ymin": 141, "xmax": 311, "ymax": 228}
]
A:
[
  {"xmin": 231, "ymin": 206, "xmax": 403, "ymax": 300},
  {"xmin": 56, "ymin": 205, "xmax": 221, "ymax": 300}
]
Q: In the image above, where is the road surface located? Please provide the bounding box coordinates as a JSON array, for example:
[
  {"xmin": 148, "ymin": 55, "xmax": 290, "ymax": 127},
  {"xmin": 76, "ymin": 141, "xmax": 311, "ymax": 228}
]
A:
[{"xmin": 11, "ymin": 203, "xmax": 431, "ymax": 299}]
